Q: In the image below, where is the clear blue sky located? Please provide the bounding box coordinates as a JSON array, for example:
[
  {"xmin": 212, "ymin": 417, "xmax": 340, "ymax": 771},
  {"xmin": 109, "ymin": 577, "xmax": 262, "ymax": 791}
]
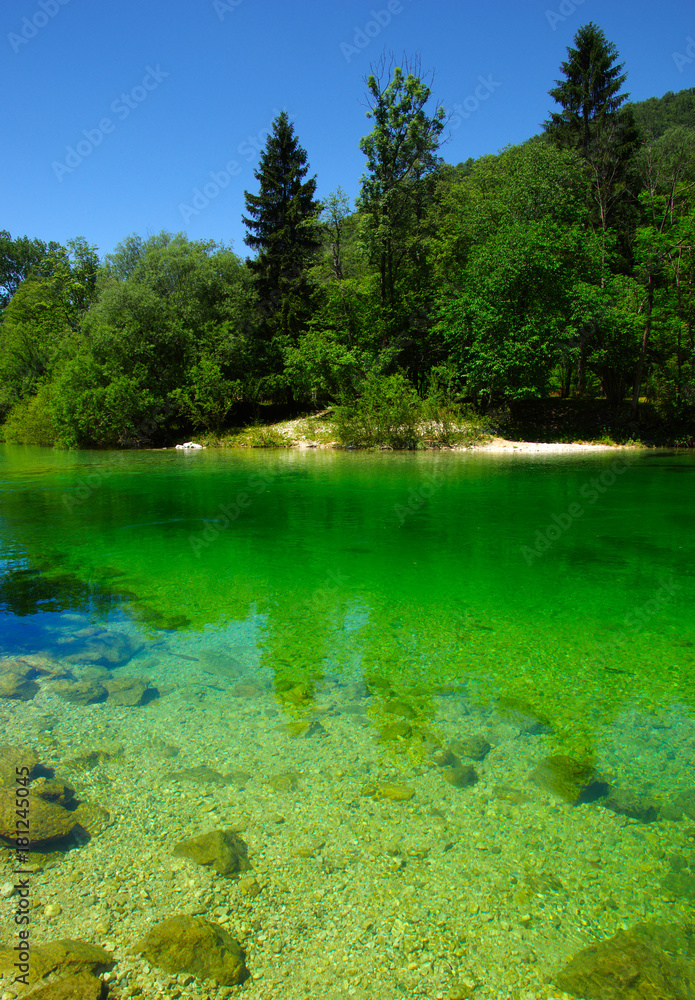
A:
[{"xmin": 2, "ymin": 0, "xmax": 693, "ymax": 261}]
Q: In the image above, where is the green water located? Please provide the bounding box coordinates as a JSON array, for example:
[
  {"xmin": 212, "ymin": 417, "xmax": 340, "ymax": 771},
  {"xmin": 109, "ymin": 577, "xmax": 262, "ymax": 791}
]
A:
[
  {"xmin": 1, "ymin": 445, "xmax": 693, "ymax": 741},
  {"xmin": 2, "ymin": 444, "xmax": 695, "ymax": 997}
]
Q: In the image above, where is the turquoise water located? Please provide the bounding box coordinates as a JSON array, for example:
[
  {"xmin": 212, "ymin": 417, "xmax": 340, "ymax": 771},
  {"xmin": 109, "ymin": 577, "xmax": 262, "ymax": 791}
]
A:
[
  {"xmin": 1, "ymin": 444, "xmax": 695, "ymax": 998},
  {"xmin": 1, "ymin": 445, "xmax": 693, "ymax": 738}
]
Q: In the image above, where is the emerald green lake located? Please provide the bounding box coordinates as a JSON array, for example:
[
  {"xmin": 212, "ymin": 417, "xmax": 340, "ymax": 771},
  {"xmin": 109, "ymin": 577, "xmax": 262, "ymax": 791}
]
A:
[
  {"xmin": 1, "ymin": 443, "xmax": 694, "ymax": 998},
  {"xmin": 2, "ymin": 445, "xmax": 693, "ymax": 737}
]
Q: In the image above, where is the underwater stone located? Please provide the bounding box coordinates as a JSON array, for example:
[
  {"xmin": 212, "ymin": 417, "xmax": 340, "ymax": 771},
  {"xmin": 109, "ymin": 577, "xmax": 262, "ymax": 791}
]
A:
[
  {"xmin": 0, "ymin": 667, "xmax": 39, "ymax": 701},
  {"xmin": 165, "ymin": 765, "xmax": 250, "ymax": 788},
  {"xmin": 31, "ymin": 778, "xmax": 76, "ymax": 806},
  {"xmin": 378, "ymin": 721, "xmax": 412, "ymax": 741},
  {"xmin": 139, "ymin": 915, "xmax": 249, "ymax": 985},
  {"xmin": 530, "ymin": 754, "xmax": 608, "ymax": 804},
  {"xmin": 602, "ymin": 789, "xmax": 661, "ymax": 823},
  {"xmin": 103, "ymin": 677, "xmax": 158, "ymax": 706},
  {"xmin": 673, "ymin": 789, "xmax": 695, "ymax": 820},
  {"xmin": 0, "ymin": 745, "xmax": 41, "ymax": 787},
  {"xmin": 173, "ymin": 828, "xmax": 251, "ymax": 875},
  {"xmin": 450, "ymin": 735, "xmax": 492, "ymax": 761},
  {"xmin": 268, "ymin": 771, "xmax": 300, "ymax": 792},
  {"xmin": 50, "ymin": 679, "xmax": 107, "ymax": 705},
  {"xmin": 18, "ymin": 972, "xmax": 107, "ymax": 999},
  {"xmin": 440, "ymin": 764, "xmax": 478, "ymax": 788},
  {"xmin": 63, "ymin": 630, "xmax": 143, "ymax": 668},
  {"xmin": 554, "ymin": 921, "xmax": 695, "ymax": 999},
  {"xmin": 19, "ymin": 939, "xmax": 114, "ymax": 985},
  {"xmin": 0, "ymin": 791, "xmax": 80, "ymax": 846}
]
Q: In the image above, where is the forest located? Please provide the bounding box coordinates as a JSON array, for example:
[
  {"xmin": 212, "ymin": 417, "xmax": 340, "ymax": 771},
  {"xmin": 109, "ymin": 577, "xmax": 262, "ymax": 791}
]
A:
[{"xmin": 1, "ymin": 24, "xmax": 694, "ymax": 449}]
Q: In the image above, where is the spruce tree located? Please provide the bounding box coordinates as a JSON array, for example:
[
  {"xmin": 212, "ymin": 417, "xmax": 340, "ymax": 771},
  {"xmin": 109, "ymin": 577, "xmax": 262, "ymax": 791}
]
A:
[
  {"xmin": 545, "ymin": 22, "xmax": 629, "ymax": 157},
  {"xmin": 242, "ymin": 112, "xmax": 321, "ymax": 341}
]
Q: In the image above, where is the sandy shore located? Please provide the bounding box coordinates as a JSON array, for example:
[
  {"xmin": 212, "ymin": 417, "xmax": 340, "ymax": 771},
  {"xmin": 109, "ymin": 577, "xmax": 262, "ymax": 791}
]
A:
[{"xmin": 468, "ymin": 437, "xmax": 640, "ymax": 454}]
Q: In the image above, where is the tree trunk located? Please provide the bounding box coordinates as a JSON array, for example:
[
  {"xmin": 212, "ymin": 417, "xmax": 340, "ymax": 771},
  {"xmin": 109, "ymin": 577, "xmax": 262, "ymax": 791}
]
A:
[{"xmin": 631, "ymin": 274, "xmax": 654, "ymax": 417}]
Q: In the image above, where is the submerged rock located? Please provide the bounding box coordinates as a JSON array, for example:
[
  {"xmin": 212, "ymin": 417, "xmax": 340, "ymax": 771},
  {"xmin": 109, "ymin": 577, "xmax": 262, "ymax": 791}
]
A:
[
  {"xmin": 530, "ymin": 754, "xmax": 608, "ymax": 805},
  {"xmin": 139, "ymin": 915, "xmax": 248, "ymax": 985},
  {"xmin": 173, "ymin": 828, "xmax": 251, "ymax": 875},
  {"xmin": 2, "ymin": 939, "xmax": 115, "ymax": 986},
  {"xmin": 31, "ymin": 973, "xmax": 105, "ymax": 999},
  {"xmin": 50, "ymin": 679, "xmax": 107, "ymax": 705},
  {"xmin": 450, "ymin": 735, "xmax": 492, "ymax": 761},
  {"xmin": 0, "ymin": 745, "xmax": 42, "ymax": 787},
  {"xmin": 103, "ymin": 677, "xmax": 158, "ymax": 706},
  {"xmin": 440, "ymin": 764, "xmax": 479, "ymax": 788},
  {"xmin": 361, "ymin": 781, "xmax": 415, "ymax": 802},
  {"xmin": 63, "ymin": 630, "xmax": 143, "ymax": 668},
  {"xmin": 554, "ymin": 921, "xmax": 695, "ymax": 999},
  {"xmin": 165, "ymin": 765, "xmax": 249, "ymax": 788},
  {"xmin": 0, "ymin": 666, "xmax": 39, "ymax": 700},
  {"xmin": 31, "ymin": 778, "xmax": 76, "ymax": 806},
  {"xmin": 673, "ymin": 789, "xmax": 695, "ymax": 820},
  {"xmin": 20, "ymin": 972, "xmax": 107, "ymax": 1000},
  {"xmin": 602, "ymin": 788, "xmax": 661, "ymax": 823},
  {"xmin": 0, "ymin": 791, "xmax": 80, "ymax": 846}
]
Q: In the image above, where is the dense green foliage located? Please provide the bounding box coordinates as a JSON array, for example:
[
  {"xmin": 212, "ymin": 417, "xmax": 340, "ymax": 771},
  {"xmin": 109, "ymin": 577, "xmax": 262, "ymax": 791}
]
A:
[
  {"xmin": 2, "ymin": 35, "xmax": 694, "ymax": 449},
  {"xmin": 630, "ymin": 87, "xmax": 695, "ymax": 140}
]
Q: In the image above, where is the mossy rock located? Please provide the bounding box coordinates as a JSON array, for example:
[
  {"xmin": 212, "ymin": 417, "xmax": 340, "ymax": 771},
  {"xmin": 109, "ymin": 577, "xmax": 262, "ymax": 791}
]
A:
[
  {"xmin": 0, "ymin": 668, "xmax": 39, "ymax": 701},
  {"xmin": 103, "ymin": 677, "xmax": 158, "ymax": 706},
  {"xmin": 0, "ymin": 791, "xmax": 80, "ymax": 846},
  {"xmin": 49, "ymin": 680, "xmax": 107, "ymax": 705},
  {"xmin": 30, "ymin": 779, "xmax": 76, "ymax": 806},
  {"xmin": 165, "ymin": 765, "xmax": 249, "ymax": 788},
  {"xmin": 449, "ymin": 735, "xmax": 491, "ymax": 761},
  {"xmin": 602, "ymin": 788, "xmax": 661, "ymax": 823},
  {"xmin": 530, "ymin": 754, "xmax": 608, "ymax": 804},
  {"xmin": 554, "ymin": 921, "xmax": 695, "ymax": 999},
  {"xmin": 18, "ymin": 972, "xmax": 106, "ymax": 999},
  {"xmin": 0, "ymin": 745, "xmax": 42, "ymax": 787},
  {"xmin": 440, "ymin": 764, "xmax": 478, "ymax": 789},
  {"xmin": 173, "ymin": 828, "xmax": 251, "ymax": 876},
  {"xmin": 0, "ymin": 939, "xmax": 114, "ymax": 986},
  {"xmin": 138, "ymin": 915, "xmax": 249, "ymax": 985}
]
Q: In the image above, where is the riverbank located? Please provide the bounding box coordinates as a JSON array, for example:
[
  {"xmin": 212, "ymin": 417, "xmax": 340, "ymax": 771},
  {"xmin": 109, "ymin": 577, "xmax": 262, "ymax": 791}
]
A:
[{"xmin": 190, "ymin": 411, "xmax": 648, "ymax": 454}]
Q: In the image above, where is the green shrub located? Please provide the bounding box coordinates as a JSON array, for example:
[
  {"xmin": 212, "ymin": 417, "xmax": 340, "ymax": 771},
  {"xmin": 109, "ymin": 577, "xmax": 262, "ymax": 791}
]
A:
[
  {"xmin": 334, "ymin": 373, "xmax": 422, "ymax": 448},
  {"xmin": 1, "ymin": 383, "xmax": 57, "ymax": 446}
]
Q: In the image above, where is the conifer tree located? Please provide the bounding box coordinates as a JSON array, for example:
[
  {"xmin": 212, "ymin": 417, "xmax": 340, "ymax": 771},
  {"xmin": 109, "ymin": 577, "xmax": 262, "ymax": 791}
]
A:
[
  {"xmin": 545, "ymin": 22, "xmax": 629, "ymax": 157},
  {"xmin": 242, "ymin": 112, "xmax": 321, "ymax": 341}
]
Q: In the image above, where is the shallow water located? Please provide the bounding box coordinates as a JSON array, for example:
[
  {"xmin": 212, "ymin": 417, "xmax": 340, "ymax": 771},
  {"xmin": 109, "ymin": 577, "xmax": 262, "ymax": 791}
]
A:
[{"xmin": 1, "ymin": 443, "xmax": 694, "ymax": 998}]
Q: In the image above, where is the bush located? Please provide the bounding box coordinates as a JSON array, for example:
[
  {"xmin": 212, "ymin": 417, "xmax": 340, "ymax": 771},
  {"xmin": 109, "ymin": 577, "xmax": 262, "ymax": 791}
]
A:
[
  {"xmin": 334, "ymin": 373, "xmax": 422, "ymax": 448},
  {"xmin": 1, "ymin": 383, "xmax": 57, "ymax": 446}
]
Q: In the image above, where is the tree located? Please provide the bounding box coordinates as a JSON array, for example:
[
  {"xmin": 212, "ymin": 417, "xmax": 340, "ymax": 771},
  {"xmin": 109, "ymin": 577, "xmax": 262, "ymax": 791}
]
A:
[
  {"xmin": 545, "ymin": 22, "xmax": 629, "ymax": 158},
  {"xmin": 545, "ymin": 23, "xmax": 639, "ymax": 283},
  {"xmin": 242, "ymin": 112, "xmax": 321, "ymax": 343},
  {"xmin": 358, "ymin": 55, "xmax": 446, "ymax": 349},
  {"xmin": 0, "ymin": 231, "xmax": 63, "ymax": 309}
]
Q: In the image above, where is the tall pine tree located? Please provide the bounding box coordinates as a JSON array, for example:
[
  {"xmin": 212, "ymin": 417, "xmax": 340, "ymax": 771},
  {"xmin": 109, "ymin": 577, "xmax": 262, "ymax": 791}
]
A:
[
  {"xmin": 242, "ymin": 112, "xmax": 321, "ymax": 342},
  {"xmin": 545, "ymin": 22, "xmax": 629, "ymax": 158}
]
